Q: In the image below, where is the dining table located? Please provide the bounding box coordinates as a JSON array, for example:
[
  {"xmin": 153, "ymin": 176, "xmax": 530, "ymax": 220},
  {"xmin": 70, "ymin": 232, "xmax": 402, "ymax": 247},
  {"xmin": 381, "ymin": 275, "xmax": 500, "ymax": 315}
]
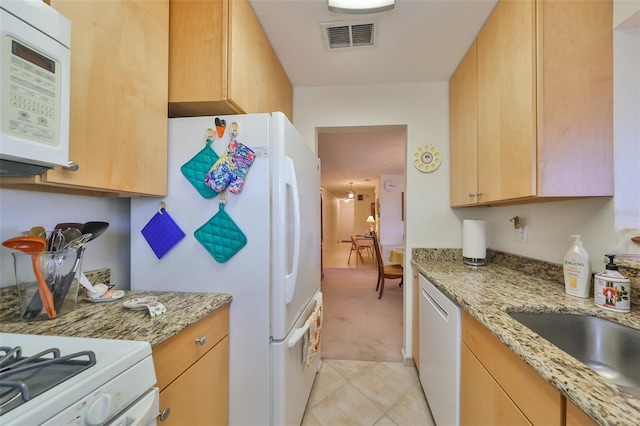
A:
[{"xmin": 389, "ymin": 247, "xmax": 404, "ymax": 267}]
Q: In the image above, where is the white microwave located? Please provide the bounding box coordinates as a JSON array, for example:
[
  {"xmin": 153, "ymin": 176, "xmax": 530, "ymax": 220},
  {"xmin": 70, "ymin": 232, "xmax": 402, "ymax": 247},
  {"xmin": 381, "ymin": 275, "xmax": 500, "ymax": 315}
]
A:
[{"xmin": 0, "ymin": 0, "xmax": 71, "ymax": 176}]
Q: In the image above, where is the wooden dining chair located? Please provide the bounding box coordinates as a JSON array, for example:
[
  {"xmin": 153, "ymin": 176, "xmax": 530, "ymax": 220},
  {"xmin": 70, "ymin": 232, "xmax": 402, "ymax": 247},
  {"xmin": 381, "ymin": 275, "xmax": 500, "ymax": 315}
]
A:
[
  {"xmin": 348, "ymin": 235, "xmax": 366, "ymax": 267},
  {"xmin": 371, "ymin": 232, "xmax": 403, "ymax": 299}
]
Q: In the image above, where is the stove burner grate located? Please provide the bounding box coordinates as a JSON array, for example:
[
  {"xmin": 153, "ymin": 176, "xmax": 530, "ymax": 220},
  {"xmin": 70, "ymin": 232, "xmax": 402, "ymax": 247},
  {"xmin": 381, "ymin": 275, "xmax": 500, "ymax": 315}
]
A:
[{"xmin": 0, "ymin": 345, "xmax": 96, "ymax": 416}]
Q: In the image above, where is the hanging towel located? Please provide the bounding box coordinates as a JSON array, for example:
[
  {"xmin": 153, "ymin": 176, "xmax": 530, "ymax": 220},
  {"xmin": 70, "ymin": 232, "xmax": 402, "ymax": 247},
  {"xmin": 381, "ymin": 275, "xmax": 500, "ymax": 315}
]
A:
[{"xmin": 303, "ymin": 297, "xmax": 323, "ymax": 369}]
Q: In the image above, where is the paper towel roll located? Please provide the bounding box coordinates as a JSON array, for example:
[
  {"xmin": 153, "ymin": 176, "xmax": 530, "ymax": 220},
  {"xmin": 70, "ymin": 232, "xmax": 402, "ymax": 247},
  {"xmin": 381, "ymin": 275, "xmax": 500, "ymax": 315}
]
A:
[{"xmin": 463, "ymin": 220, "xmax": 486, "ymax": 265}]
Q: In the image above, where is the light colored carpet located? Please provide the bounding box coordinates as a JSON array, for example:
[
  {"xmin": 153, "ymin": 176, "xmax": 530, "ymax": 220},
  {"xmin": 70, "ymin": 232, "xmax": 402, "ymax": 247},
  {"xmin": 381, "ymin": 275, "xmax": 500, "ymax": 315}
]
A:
[{"xmin": 321, "ymin": 267, "xmax": 403, "ymax": 362}]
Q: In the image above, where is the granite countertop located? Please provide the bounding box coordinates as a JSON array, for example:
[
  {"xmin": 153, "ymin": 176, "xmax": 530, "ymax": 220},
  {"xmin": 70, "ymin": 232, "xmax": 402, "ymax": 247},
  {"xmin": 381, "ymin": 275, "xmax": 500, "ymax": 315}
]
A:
[
  {"xmin": 412, "ymin": 252, "xmax": 640, "ymax": 426},
  {"xmin": 0, "ymin": 288, "xmax": 232, "ymax": 348}
]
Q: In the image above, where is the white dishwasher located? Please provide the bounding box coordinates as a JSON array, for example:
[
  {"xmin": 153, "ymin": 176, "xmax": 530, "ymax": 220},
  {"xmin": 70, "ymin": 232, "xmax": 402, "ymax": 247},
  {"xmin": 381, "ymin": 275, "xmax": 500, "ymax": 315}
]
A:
[{"xmin": 419, "ymin": 274, "xmax": 461, "ymax": 426}]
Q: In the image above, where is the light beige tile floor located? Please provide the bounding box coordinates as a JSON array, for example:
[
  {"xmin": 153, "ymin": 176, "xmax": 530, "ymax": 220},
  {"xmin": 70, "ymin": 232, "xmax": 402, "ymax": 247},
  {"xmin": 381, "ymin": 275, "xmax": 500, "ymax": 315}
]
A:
[
  {"xmin": 310, "ymin": 243, "xmax": 434, "ymax": 425},
  {"xmin": 301, "ymin": 359, "xmax": 435, "ymax": 426}
]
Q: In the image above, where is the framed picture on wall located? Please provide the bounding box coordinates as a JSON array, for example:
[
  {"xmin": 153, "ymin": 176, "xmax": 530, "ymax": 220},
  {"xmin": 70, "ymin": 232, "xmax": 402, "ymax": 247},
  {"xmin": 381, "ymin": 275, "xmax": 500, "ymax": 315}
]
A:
[{"xmin": 371, "ymin": 203, "xmax": 375, "ymax": 217}]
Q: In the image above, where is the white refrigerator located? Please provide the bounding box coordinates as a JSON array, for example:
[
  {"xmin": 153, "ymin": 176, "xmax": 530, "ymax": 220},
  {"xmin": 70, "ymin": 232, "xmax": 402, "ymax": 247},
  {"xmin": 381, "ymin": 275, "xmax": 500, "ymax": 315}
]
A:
[{"xmin": 130, "ymin": 112, "xmax": 321, "ymax": 426}]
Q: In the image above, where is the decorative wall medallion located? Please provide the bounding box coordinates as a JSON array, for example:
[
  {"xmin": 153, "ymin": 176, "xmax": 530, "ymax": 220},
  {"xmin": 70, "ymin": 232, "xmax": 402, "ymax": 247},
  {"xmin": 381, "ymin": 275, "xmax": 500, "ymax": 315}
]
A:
[{"xmin": 413, "ymin": 144, "xmax": 441, "ymax": 173}]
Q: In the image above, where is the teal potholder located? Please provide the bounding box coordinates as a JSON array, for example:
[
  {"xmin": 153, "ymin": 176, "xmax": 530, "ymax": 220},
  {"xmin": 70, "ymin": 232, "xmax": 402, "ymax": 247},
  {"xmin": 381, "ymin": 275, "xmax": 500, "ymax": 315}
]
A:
[
  {"xmin": 194, "ymin": 203, "xmax": 247, "ymax": 263},
  {"xmin": 180, "ymin": 137, "xmax": 220, "ymax": 199}
]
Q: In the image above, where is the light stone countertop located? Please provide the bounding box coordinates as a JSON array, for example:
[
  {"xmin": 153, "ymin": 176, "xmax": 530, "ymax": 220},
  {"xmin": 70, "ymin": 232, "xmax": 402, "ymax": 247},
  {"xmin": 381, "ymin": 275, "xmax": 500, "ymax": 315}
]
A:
[
  {"xmin": 412, "ymin": 251, "xmax": 639, "ymax": 426},
  {"xmin": 0, "ymin": 288, "xmax": 232, "ymax": 348}
]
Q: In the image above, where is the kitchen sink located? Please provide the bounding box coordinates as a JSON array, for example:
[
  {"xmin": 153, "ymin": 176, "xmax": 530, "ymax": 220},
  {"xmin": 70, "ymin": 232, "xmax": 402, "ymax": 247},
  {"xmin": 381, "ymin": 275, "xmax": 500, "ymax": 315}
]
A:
[{"xmin": 508, "ymin": 311, "xmax": 640, "ymax": 395}]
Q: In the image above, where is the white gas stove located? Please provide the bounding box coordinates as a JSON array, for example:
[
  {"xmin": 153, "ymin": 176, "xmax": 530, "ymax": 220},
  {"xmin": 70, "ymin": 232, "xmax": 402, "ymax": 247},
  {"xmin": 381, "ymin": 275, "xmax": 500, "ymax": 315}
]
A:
[{"xmin": 0, "ymin": 333, "xmax": 158, "ymax": 425}]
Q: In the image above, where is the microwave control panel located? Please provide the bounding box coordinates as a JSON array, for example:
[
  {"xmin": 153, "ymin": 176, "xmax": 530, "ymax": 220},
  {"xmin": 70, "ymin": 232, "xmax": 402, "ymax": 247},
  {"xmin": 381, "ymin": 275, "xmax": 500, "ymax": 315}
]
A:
[{"xmin": 2, "ymin": 36, "xmax": 61, "ymax": 147}]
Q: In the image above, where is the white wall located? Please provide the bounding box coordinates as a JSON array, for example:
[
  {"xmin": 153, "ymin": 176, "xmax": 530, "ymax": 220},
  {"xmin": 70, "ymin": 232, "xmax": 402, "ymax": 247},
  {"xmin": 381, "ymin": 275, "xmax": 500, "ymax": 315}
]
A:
[
  {"xmin": 379, "ymin": 174, "xmax": 405, "ymax": 247},
  {"xmin": 0, "ymin": 189, "xmax": 131, "ymax": 289}
]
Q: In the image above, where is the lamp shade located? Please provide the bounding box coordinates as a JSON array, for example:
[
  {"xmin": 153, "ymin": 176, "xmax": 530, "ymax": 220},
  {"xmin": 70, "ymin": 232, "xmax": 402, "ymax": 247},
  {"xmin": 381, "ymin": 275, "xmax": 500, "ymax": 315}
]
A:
[
  {"xmin": 366, "ymin": 215, "xmax": 375, "ymax": 223},
  {"xmin": 328, "ymin": 0, "xmax": 394, "ymax": 14}
]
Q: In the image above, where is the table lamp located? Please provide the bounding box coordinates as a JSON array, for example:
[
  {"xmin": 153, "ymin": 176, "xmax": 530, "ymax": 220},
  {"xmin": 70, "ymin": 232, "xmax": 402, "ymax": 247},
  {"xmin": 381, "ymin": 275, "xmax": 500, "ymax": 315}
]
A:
[{"xmin": 366, "ymin": 215, "xmax": 375, "ymax": 234}]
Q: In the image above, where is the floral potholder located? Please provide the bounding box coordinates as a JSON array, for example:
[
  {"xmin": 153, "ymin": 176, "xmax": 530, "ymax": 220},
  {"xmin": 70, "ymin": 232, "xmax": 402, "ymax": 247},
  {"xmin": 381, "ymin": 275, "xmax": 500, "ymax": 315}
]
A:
[
  {"xmin": 194, "ymin": 203, "xmax": 247, "ymax": 263},
  {"xmin": 180, "ymin": 136, "xmax": 220, "ymax": 199},
  {"xmin": 141, "ymin": 207, "xmax": 186, "ymax": 259}
]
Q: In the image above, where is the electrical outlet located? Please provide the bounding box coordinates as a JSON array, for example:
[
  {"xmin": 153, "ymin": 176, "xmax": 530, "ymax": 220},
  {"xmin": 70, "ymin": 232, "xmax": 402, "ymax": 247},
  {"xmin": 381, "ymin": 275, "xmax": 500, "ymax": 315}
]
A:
[{"xmin": 515, "ymin": 226, "xmax": 528, "ymax": 243}]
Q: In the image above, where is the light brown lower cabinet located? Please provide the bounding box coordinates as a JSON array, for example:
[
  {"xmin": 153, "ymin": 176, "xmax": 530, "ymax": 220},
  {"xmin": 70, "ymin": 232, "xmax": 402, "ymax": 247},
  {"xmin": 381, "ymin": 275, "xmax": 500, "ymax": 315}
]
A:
[
  {"xmin": 152, "ymin": 304, "xmax": 229, "ymax": 425},
  {"xmin": 566, "ymin": 399, "xmax": 598, "ymax": 426},
  {"xmin": 461, "ymin": 344, "xmax": 531, "ymax": 426},
  {"xmin": 461, "ymin": 310, "xmax": 602, "ymax": 425}
]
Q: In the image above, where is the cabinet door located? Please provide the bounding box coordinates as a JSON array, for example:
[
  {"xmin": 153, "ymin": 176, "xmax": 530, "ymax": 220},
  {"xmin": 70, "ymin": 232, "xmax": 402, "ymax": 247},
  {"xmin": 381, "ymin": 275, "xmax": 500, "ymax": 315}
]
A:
[
  {"xmin": 44, "ymin": 0, "xmax": 168, "ymax": 196},
  {"xmin": 270, "ymin": 49, "xmax": 294, "ymax": 121},
  {"xmin": 159, "ymin": 336, "xmax": 229, "ymax": 426},
  {"xmin": 536, "ymin": 0, "xmax": 613, "ymax": 197},
  {"xmin": 461, "ymin": 344, "xmax": 531, "ymax": 426},
  {"xmin": 168, "ymin": 0, "xmax": 238, "ymax": 117},
  {"xmin": 566, "ymin": 399, "xmax": 598, "ymax": 426},
  {"xmin": 449, "ymin": 40, "xmax": 478, "ymax": 207},
  {"xmin": 462, "ymin": 311, "xmax": 563, "ymax": 426},
  {"xmin": 228, "ymin": 0, "xmax": 271, "ymax": 114},
  {"xmin": 477, "ymin": 0, "xmax": 536, "ymax": 203}
]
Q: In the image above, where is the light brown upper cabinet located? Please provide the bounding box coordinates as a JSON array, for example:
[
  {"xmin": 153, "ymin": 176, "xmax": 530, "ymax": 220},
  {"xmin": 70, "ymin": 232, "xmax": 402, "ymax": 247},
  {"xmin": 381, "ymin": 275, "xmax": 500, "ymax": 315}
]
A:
[
  {"xmin": 0, "ymin": 0, "xmax": 169, "ymax": 197},
  {"xmin": 449, "ymin": 40, "xmax": 479, "ymax": 207},
  {"xmin": 450, "ymin": 0, "xmax": 613, "ymax": 207},
  {"xmin": 168, "ymin": 0, "xmax": 293, "ymax": 121}
]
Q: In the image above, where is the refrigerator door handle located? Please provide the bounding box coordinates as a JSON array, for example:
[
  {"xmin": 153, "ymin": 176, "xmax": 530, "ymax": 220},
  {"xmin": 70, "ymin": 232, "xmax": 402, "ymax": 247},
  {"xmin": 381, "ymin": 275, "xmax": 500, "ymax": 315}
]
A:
[
  {"xmin": 284, "ymin": 156, "xmax": 301, "ymax": 304},
  {"xmin": 288, "ymin": 322, "xmax": 309, "ymax": 348}
]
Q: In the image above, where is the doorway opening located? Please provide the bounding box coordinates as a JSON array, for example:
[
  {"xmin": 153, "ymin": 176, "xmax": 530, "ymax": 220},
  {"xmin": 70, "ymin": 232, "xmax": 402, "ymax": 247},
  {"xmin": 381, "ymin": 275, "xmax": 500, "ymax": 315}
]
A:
[{"xmin": 317, "ymin": 125, "xmax": 407, "ymax": 362}]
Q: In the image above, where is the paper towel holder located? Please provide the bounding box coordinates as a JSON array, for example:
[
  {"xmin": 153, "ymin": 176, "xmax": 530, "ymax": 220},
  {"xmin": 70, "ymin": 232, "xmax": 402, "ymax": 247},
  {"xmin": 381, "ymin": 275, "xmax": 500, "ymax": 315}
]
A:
[
  {"xmin": 463, "ymin": 219, "xmax": 487, "ymax": 267},
  {"xmin": 463, "ymin": 256, "xmax": 486, "ymax": 267}
]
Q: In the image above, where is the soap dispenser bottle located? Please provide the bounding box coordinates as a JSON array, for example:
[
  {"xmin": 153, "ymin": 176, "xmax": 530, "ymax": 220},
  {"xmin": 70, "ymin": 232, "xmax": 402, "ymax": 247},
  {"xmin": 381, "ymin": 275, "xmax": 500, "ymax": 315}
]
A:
[
  {"xmin": 594, "ymin": 254, "xmax": 630, "ymax": 313},
  {"xmin": 563, "ymin": 235, "xmax": 591, "ymax": 298}
]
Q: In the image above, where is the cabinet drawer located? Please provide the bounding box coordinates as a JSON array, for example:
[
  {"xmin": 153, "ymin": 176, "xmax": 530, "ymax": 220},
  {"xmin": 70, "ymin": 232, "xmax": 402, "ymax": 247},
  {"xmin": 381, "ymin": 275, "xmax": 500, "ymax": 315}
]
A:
[
  {"xmin": 153, "ymin": 304, "xmax": 229, "ymax": 390},
  {"xmin": 462, "ymin": 310, "xmax": 562, "ymax": 426}
]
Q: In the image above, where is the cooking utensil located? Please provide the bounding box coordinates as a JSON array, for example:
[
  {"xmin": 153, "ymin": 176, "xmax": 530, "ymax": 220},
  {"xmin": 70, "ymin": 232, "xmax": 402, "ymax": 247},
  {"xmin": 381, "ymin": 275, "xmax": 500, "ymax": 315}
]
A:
[
  {"xmin": 82, "ymin": 221, "xmax": 109, "ymax": 242},
  {"xmin": 2, "ymin": 236, "xmax": 57, "ymax": 318},
  {"xmin": 63, "ymin": 232, "xmax": 91, "ymax": 250},
  {"xmin": 54, "ymin": 222, "xmax": 84, "ymax": 233},
  {"xmin": 61, "ymin": 228, "xmax": 82, "ymax": 247},
  {"xmin": 53, "ymin": 246, "xmax": 85, "ymax": 312},
  {"xmin": 29, "ymin": 226, "xmax": 46, "ymax": 238},
  {"xmin": 42, "ymin": 229, "xmax": 64, "ymax": 251}
]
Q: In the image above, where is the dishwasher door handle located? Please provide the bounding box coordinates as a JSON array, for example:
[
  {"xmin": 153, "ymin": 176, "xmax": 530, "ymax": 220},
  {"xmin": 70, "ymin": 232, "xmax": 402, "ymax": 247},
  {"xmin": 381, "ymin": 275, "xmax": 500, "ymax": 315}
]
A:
[{"xmin": 421, "ymin": 287, "xmax": 449, "ymax": 322}]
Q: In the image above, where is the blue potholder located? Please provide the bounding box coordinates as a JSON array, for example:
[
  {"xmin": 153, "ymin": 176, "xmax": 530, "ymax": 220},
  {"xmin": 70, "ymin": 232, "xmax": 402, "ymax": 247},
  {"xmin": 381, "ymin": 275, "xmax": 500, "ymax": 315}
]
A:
[
  {"xmin": 141, "ymin": 208, "xmax": 186, "ymax": 259},
  {"xmin": 194, "ymin": 203, "xmax": 246, "ymax": 263},
  {"xmin": 180, "ymin": 137, "xmax": 220, "ymax": 199}
]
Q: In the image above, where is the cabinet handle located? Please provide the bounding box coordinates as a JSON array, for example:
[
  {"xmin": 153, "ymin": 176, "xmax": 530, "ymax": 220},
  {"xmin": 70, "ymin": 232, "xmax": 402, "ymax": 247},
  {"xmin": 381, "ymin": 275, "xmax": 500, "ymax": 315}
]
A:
[
  {"xmin": 195, "ymin": 336, "xmax": 207, "ymax": 345},
  {"xmin": 63, "ymin": 161, "xmax": 79, "ymax": 172},
  {"xmin": 159, "ymin": 408, "xmax": 171, "ymax": 421},
  {"xmin": 476, "ymin": 192, "xmax": 483, "ymax": 197},
  {"xmin": 468, "ymin": 193, "xmax": 476, "ymax": 199}
]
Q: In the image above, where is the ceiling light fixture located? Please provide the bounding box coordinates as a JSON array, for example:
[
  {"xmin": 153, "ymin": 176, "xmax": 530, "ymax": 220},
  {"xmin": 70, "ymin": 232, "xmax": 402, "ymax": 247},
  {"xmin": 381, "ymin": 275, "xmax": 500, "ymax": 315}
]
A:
[
  {"xmin": 328, "ymin": 0, "xmax": 394, "ymax": 14},
  {"xmin": 347, "ymin": 182, "xmax": 355, "ymax": 199}
]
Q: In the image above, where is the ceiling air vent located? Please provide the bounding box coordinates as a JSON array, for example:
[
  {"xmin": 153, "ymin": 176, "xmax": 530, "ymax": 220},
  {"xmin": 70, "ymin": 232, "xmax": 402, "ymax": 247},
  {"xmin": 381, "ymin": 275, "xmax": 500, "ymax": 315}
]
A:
[{"xmin": 321, "ymin": 19, "xmax": 378, "ymax": 50}]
